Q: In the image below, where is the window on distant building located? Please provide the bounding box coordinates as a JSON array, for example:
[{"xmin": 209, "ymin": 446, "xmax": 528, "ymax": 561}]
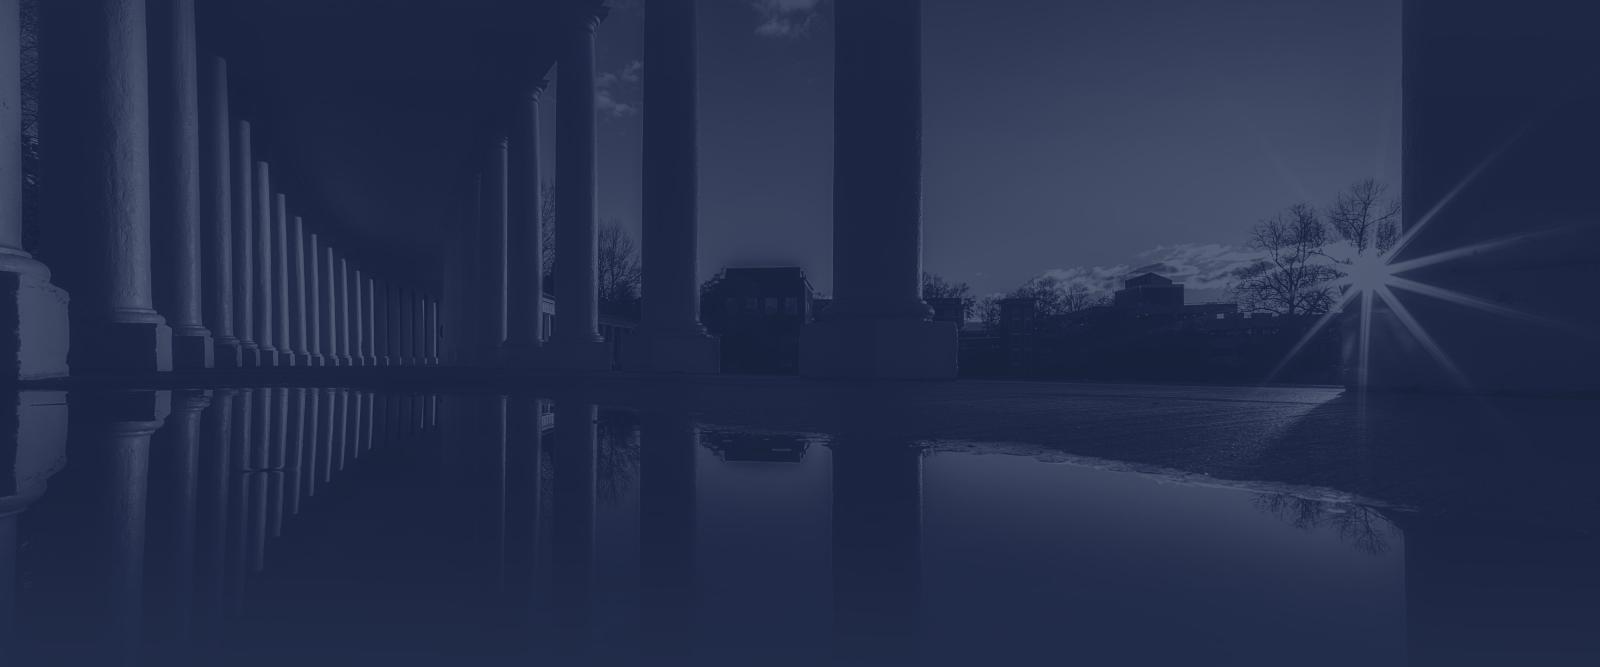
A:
[
  {"xmin": 745, "ymin": 297, "xmax": 757, "ymax": 311},
  {"xmin": 725, "ymin": 297, "xmax": 737, "ymax": 314},
  {"xmin": 765, "ymin": 297, "xmax": 779, "ymax": 314},
  {"xmin": 784, "ymin": 296, "xmax": 798, "ymax": 315}
]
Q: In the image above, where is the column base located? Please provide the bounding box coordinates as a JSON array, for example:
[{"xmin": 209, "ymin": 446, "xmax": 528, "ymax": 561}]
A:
[
  {"xmin": 240, "ymin": 344, "xmax": 261, "ymax": 368},
  {"xmin": 172, "ymin": 330, "xmax": 214, "ymax": 370},
  {"xmin": 71, "ymin": 318, "xmax": 174, "ymax": 373},
  {"xmin": 622, "ymin": 330, "xmax": 720, "ymax": 374},
  {"xmin": 306, "ymin": 354, "xmax": 325, "ymax": 367},
  {"xmin": 214, "ymin": 338, "xmax": 245, "ymax": 369},
  {"xmin": 801, "ymin": 318, "xmax": 957, "ymax": 380},
  {"xmin": 258, "ymin": 347, "xmax": 280, "ymax": 368},
  {"xmin": 0, "ymin": 269, "xmax": 70, "ymax": 381},
  {"xmin": 543, "ymin": 340, "xmax": 613, "ymax": 372}
]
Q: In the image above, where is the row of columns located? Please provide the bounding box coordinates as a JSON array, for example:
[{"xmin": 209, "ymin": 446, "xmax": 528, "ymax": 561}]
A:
[{"xmin": 3, "ymin": 0, "xmax": 440, "ymax": 374}]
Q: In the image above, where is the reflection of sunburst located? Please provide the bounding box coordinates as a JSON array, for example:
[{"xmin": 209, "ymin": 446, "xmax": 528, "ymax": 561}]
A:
[{"xmin": 1267, "ymin": 131, "xmax": 1591, "ymax": 389}]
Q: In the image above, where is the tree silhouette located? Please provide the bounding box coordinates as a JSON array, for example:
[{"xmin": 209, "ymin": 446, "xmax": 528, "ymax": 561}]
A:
[
  {"xmin": 1007, "ymin": 275, "xmax": 1106, "ymax": 318},
  {"xmin": 921, "ymin": 271, "xmax": 974, "ymax": 318},
  {"xmin": 538, "ymin": 181, "xmax": 640, "ymax": 305},
  {"xmin": 1231, "ymin": 203, "xmax": 1341, "ymax": 316},
  {"xmin": 1327, "ymin": 179, "xmax": 1400, "ymax": 258}
]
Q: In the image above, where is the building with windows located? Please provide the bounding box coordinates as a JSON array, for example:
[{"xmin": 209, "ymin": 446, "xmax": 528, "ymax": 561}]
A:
[{"xmin": 700, "ymin": 267, "xmax": 815, "ymax": 374}]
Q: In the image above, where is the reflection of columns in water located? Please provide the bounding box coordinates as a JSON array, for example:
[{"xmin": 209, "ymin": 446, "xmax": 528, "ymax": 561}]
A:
[
  {"xmin": 831, "ymin": 438, "xmax": 924, "ymax": 662},
  {"xmin": 1, "ymin": 390, "xmax": 70, "ymax": 660},
  {"xmin": 362, "ymin": 392, "xmax": 375, "ymax": 453},
  {"xmin": 346, "ymin": 390, "xmax": 363, "ymax": 462},
  {"xmin": 639, "ymin": 411, "xmax": 699, "ymax": 659},
  {"xmin": 506, "ymin": 397, "xmax": 545, "ymax": 622},
  {"xmin": 145, "ymin": 390, "xmax": 210, "ymax": 655},
  {"xmin": 335, "ymin": 390, "xmax": 351, "ymax": 472},
  {"xmin": 319, "ymin": 389, "xmax": 337, "ymax": 485},
  {"xmin": 67, "ymin": 392, "xmax": 172, "ymax": 662},
  {"xmin": 486, "ymin": 396, "xmax": 509, "ymax": 584},
  {"xmin": 194, "ymin": 389, "xmax": 234, "ymax": 633},
  {"xmin": 268, "ymin": 387, "xmax": 289, "ymax": 537},
  {"xmin": 284, "ymin": 388, "xmax": 307, "ymax": 515},
  {"xmin": 552, "ymin": 401, "xmax": 598, "ymax": 647},
  {"xmin": 302, "ymin": 389, "xmax": 321, "ymax": 499},
  {"xmin": 225, "ymin": 389, "xmax": 253, "ymax": 609}
]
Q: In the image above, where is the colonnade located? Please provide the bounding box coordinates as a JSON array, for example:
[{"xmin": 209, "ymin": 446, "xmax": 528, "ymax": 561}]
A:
[
  {"xmin": 4, "ymin": 0, "xmax": 957, "ymax": 381},
  {"xmin": 0, "ymin": 0, "xmax": 440, "ymax": 377}
]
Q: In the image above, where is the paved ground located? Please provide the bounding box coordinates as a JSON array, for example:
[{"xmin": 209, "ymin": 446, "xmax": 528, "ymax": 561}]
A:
[{"xmin": 37, "ymin": 370, "xmax": 1600, "ymax": 530}]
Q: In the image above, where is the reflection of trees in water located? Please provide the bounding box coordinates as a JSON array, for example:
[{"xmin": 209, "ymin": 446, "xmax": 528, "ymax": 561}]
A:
[
  {"xmin": 596, "ymin": 411, "xmax": 640, "ymax": 506},
  {"xmin": 1252, "ymin": 493, "xmax": 1400, "ymax": 556}
]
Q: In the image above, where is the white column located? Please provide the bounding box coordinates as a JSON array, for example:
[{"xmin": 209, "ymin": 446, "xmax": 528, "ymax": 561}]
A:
[
  {"xmin": 633, "ymin": 0, "xmax": 718, "ymax": 373},
  {"xmin": 553, "ymin": 9, "xmax": 610, "ymax": 370},
  {"xmin": 200, "ymin": 56, "xmax": 241, "ymax": 367},
  {"xmin": 0, "ymin": 0, "xmax": 67, "ymax": 379},
  {"xmin": 799, "ymin": 0, "xmax": 956, "ymax": 379},
  {"xmin": 150, "ymin": 0, "xmax": 212, "ymax": 369},
  {"xmin": 506, "ymin": 82, "xmax": 548, "ymax": 360}
]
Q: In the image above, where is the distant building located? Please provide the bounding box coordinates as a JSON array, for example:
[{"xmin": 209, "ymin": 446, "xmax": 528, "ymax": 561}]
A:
[
  {"xmin": 927, "ymin": 297, "xmax": 967, "ymax": 325},
  {"xmin": 701, "ymin": 267, "xmax": 815, "ymax": 374},
  {"xmin": 1113, "ymin": 272, "xmax": 1184, "ymax": 311}
]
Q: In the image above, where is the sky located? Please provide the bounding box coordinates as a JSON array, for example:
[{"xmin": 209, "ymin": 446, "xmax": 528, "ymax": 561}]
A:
[{"xmin": 548, "ymin": 0, "xmax": 1403, "ymax": 298}]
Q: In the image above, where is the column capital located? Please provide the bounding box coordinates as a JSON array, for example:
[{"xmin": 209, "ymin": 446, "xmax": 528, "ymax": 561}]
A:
[
  {"xmin": 567, "ymin": 1, "xmax": 609, "ymax": 33},
  {"xmin": 523, "ymin": 79, "xmax": 551, "ymax": 102}
]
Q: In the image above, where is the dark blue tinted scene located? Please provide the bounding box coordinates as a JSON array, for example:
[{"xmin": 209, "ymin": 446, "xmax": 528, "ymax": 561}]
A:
[{"xmin": 4, "ymin": 0, "xmax": 1599, "ymax": 665}]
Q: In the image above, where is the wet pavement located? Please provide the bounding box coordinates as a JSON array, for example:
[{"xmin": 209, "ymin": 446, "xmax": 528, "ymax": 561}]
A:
[{"xmin": 2, "ymin": 386, "xmax": 1597, "ymax": 665}]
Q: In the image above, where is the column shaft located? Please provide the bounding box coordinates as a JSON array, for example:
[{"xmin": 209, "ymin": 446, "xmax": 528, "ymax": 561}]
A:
[
  {"xmin": 336, "ymin": 254, "xmax": 351, "ymax": 364},
  {"xmin": 231, "ymin": 121, "xmax": 256, "ymax": 361},
  {"xmin": 484, "ymin": 139, "xmax": 510, "ymax": 355},
  {"xmin": 39, "ymin": 0, "xmax": 172, "ymax": 371},
  {"xmin": 509, "ymin": 87, "xmax": 546, "ymax": 353},
  {"xmin": 199, "ymin": 56, "xmax": 239, "ymax": 365},
  {"xmin": 149, "ymin": 0, "xmax": 212, "ymax": 368},
  {"xmin": 289, "ymin": 216, "xmax": 308, "ymax": 363},
  {"xmin": 426, "ymin": 298, "xmax": 439, "ymax": 365},
  {"xmin": 253, "ymin": 161, "xmax": 275, "ymax": 363},
  {"xmin": 636, "ymin": 0, "xmax": 717, "ymax": 373},
  {"xmin": 321, "ymin": 246, "xmax": 338, "ymax": 364},
  {"xmin": 373, "ymin": 277, "xmax": 388, "ymax": 365},
  {"xmin": 364, "ymin": 275, "xmax": 376, "ymax": 364},
  {"xmin": 555, "ymin": 14, "xmax": 604, "ymax": 349},
  {"xmin": 273, "ymin": 193, "xmax": 291, "ymax": 365},
  {"xmin": 0, "ymin": 0, "xmax": 68, "ymax": 380},
  {"xmin": 351, "ymin": 267, "xmax": 365, "ymax": 365},
  {"xmin": 800, "ymin": 0, "xmax": 955, "ymax": 379},
  {"xmin": 307, "ymin": 233, "xmax": 323, "ymax": 365}
]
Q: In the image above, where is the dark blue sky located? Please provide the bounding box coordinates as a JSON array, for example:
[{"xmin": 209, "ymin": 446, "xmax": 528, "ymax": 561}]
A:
[{"xmin": 548, "ymin": 0, "xmax": 1402, "ymax": 297}]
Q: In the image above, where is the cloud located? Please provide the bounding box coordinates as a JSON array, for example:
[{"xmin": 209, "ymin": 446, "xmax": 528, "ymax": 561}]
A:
[
  {"xmin": 751, "ymin": 0, "xmax": 823, "ymax": 38},
  {"xmin": 1035, "ymin": 243, "xmax": 1263, "ymax": 302},
  {"xmin": 595, "ymin": 60, "xmax": 643, "ymax": 118}
]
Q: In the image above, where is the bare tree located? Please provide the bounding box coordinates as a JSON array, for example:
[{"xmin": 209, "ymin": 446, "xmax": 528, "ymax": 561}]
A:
[
  {"xmin": 1231, "ymin": 204, "xmax": 1341, "ymax": 316},
  {"xmin": 1327, "ymin": 179, "xmax": 1400, "ymax": 258},
  {"xmin": 975, "ymin": 295, "xmax": 1003, "ymax": 331},
  {"xmin": 1007, "ymin": 275, "xmax": 1105, "ymax": 318},
  {"xmin": 540, "ymin": 181, "xmax": 556, "ymax": 287},
  {"xmin": 597, "ymin": 219, "xmax": 641, "ymax": 304},
  {"xmin": 921, "ymin": 272, "xmax": 975, "ymax": 318},
  {"xmin": 20, "ymin": 0, "xmax": 41, "ymax": 252}
]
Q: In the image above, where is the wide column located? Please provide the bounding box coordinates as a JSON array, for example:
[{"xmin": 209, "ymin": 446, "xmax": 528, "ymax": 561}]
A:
[
  {"xmin": 252, "ymin": 161, "xmax": 277, "ymax": 365},
  {"xmin": 483, "ymin": 139, "xmax": 510, "ymax": 363},
  {"xmin": 0, "ymin": 0, "xmax": 68, "ymax": 380},
  {"xmin": 799, "ymin": 0, "xmax": 956, "ymax": 379},
  {"xmin": 199, "ymin": 56, "xmax": 240, "ymax": 367},
  {"xmin": 552, "ymin": 9, "xmax": 611, "ymax": 370},
  {"xmin": 1350, "ymin": 0, "xmax": 1600, "ymax": 394},
  {"xmin": 426, "ymin": 298, "xmax": 439, "ymax": 365},
  {"xmin": 506, "ymin": 83, "xmax": 548, "ymax": 363},
  {"xmin": 288, "ymin": 216, "xmax": 309, "ymax": 366},
  {"xmin": 363, "ymin": 275, "xmax": 376, "ymax": 366},
  {"xmin": 231, "ymin": 121, "xmax": 258, "ymax": 366},
  {"xmin": 321, "ymin": 245, "xmax": 338, "ymax": 365},
  {"xmin": 335, "ymin": 252, "xmax": 351, "ymax": 365},
  {"xmin": 631, "ymin": 0, "xmax": 718, "ymax": 373},
  {"xmin": 40, "ymin": 0, "xmax": 173, "ymax": 372},
  {"xmin": 149, "ymin": 0, "xmax": 213, "ymax": 369},
  {"xmin": 272, "ymin": 194, "xmax": 292, "ymax": 365},
  {"xmin": 351, "ymin": 266, "xmax": 366, "ymax": 366},
  {"xmin": 306, "ymin": 233, "xmax": 323, "ymax": 366}
]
